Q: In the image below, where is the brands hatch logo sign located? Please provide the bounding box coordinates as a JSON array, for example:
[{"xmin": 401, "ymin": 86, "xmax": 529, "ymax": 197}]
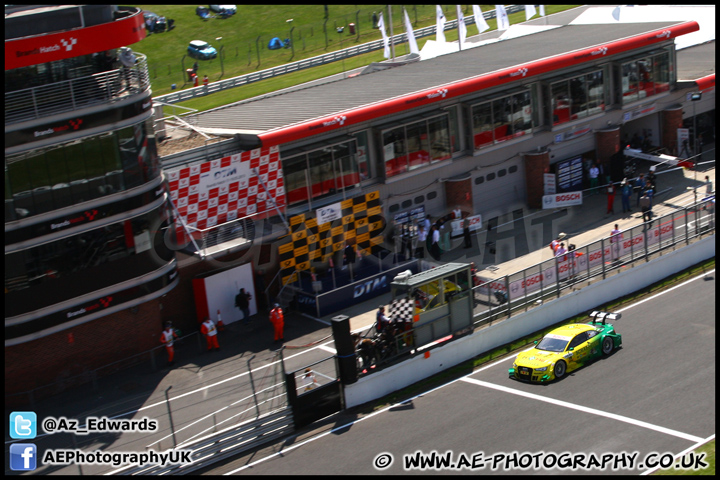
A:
[
  {"xmin": 592, "ymin": 46, "xmax": 608, "ymax": 56},
  {"xmin": 310, "ymin": 115, "xmax": 347, "ymax": 131},
  {"xmin": 406, "ymin": 88, "xmax": 449, "ymax": 105},
  {"xmin": 427, "ymin": 88, "xmax": 448, "ymax": 99},
  {"xmin": 655, "ymin": 30, "xmax": 671, "ymax": 39},
  {"xmin": 16, "ymin": 37, "xmax": 77, "ymax": 58},
  {"xmin": 60, "ymin": 37, "xmax": 78, "ymax": 52},
  {"xmin": 34, "ymin": 118, "xmax": 83, "ymax": 138},
  {"xmin": 499, "ymin": 67, "xmax": 529, "ymax": 80}
]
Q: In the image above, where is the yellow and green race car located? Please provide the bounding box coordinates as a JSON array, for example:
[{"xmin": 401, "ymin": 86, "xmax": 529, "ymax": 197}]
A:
[{"xmin": 509, "ymin": 311, "xmax": 622, "ymax": 383}]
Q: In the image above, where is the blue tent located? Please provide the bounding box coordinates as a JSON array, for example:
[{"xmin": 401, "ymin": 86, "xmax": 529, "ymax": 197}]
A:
[{"xmin": 268, "ymin": 37, "xmax": 283, "ymax": 50}]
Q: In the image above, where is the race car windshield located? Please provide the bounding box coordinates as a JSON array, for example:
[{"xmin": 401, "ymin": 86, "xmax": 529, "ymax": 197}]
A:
[{"xmin": 536, "ymin": 334, "xmax": 571, "ymax": 352}]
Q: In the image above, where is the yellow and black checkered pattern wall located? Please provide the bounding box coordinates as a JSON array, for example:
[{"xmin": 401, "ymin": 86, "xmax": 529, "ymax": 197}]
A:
[{"xmin": 278, "ymin": 191, "xmax": 384, "ymax": 285}]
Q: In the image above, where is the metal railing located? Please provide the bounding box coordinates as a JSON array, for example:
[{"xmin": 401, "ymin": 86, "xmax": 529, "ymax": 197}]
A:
[
  {"xmin": 472, "ymin": 197, "xmax": 715, "ymax": 325},
  {"xmin": 5, "ymin": 53, "xmax": 151, "ymax": 124},
  {"xmin": 355, "ymin": 197, "xmax": 715, "ymax": 375},
  {"xmin": 153, "ymin": 5, "xmax": 524, "ymax": 105}
]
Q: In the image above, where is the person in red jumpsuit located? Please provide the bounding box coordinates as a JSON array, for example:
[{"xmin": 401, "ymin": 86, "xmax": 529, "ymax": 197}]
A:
[
  {"xmin": 270, "ymin": 303, "xmax": 284, "ymax": 343},
  {"xmin": 201, "ymin": 316, "xmax": 220, "ymax": 351}
]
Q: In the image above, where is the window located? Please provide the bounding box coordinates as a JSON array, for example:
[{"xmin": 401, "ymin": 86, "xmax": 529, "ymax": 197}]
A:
[
  {"xmin": 550, "ymin": 69, "xmax": 606, "ymax": 126},
  {"xmin": 471, "ymin": 90, "xmax": 533, "ymax": 150},
  {"xmin": 281, "ymin": 139, "xmax": 360, "ymax": 207},
  {"xmin": 6, "ymin": 121, "xmax": 160, "ymax": 220},
  {"xmin": 586, "ymin": 330, "xmax": 598, "ymax": 339},
  {"xmin": 427, "ymin": 191, "xmax": 437, "ymax": 200},
  {"xmin": 568, "ymin": 332, "xmax": 589, "ymax": 350},
  {"xmin": 474, "ymin": 176, "xmax": 484, "ymax": 185},
  {"xmin": 509, "ymin": 165, "xmax": 518, "ymax": 174},
  {"xmin": 414, "ymin": 195, "xmax": 425, "ymax": 204},
  {"xmin": 620, "ymin": 51, "xmax": 670, "ymax": 105},
  {"xmin": 487, "ymin": 172, "xmax": 496, "ymax": 181},
  {"xmin": 389, "ymin": 204, "xmax": 400, "ymax": 213},
  {"xmin": 382, "ymin": 113, "xmax": 452, "ymax": 178},
  {"xmin": 498, "ymin": 169, "xmax": 507, "ymax": 177},
  {"xmin": 401, "ymin": 199, "xmax": 412, "ymax": 208}
]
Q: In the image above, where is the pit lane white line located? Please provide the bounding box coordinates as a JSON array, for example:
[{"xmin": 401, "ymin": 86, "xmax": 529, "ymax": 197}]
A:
[
  {"xmin": 460, "ymin": 377, "xmax": 703, "ymax": 443},
  {"xmin": 224, "ymin": 269, "xmax": 714, "ymax": 474}
]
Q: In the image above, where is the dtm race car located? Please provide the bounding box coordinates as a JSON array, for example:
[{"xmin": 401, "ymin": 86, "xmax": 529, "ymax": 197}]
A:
[{"xmin": 509, "ymin": 311, "xmax": 622, "ymax": 383}]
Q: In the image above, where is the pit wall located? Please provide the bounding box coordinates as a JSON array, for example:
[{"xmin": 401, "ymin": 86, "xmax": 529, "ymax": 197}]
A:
[{"xmin": 344, "ymin": 236, "xmax": 715, "ymax": 408}]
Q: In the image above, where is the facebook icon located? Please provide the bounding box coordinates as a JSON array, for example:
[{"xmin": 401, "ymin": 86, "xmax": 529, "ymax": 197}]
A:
[{"xmin": 10, "ymin": 443, "xmax": 37, "ymax": 471}]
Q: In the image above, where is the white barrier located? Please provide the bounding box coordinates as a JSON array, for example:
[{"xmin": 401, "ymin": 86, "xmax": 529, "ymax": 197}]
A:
[{"xmin": 344, "ymin": 235, "xmax": 714, "ymax": 408}]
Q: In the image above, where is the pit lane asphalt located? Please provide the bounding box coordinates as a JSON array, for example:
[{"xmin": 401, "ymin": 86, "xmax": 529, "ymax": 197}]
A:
[{"xmin": 211, "ymin": 271, "xmax": 715, "ymax": 475}]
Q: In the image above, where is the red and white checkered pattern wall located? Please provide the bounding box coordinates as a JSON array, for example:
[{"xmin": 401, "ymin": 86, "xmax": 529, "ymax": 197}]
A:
[{"xmin": 166, "ymin": 146, "xmax": 285, "ymax": 236}]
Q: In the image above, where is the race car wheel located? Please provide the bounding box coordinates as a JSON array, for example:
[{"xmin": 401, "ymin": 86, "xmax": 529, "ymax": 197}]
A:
[
  {"xmin": 602, "ymin": 336, "xmax": 614, "ymax": 356},
  {"xmin": 554, "ymin": 360, "xmax": 566, "ymax": 379}
]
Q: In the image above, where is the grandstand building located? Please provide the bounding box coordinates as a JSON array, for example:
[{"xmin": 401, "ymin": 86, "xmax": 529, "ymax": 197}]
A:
[
  {"xmin": 155, "ymin": 7, "xmax": 714, "ymax": 327},
  {"xmin": 5, "ymin": 5, "xmax": 177, "ymax": 396}
]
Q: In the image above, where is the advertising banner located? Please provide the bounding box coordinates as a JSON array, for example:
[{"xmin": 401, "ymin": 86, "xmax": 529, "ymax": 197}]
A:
[{"xmin": 542, "ymin": 191, "xmax": 583, "ymax": 209}]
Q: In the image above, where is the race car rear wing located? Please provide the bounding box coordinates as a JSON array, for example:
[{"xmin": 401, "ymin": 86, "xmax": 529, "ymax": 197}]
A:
[{"xmin": 589, "ymin": 310, "xmax": 621, "ymax": 325}]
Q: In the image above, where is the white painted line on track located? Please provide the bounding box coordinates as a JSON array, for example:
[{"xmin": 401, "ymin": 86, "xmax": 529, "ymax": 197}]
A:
[
  {"xmin": 460, "ymin": 377, "xmax": 704, "ymax": 443},
  {"xmin": 640, "ymin": 433, "xmax": 716, "ymax": 475},
  {"xmin": 223, "ymin": 269, "xmax": 714, "ymax": 473},
  {"xmin": 318, "ymin": 344, "xmax": 337, "ymax": 354}
]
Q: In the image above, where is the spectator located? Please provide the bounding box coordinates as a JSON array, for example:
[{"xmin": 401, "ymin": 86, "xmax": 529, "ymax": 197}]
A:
[
  {"xmin": 415, "ymin": 223, "xmax": 427, "ymax": 258},
  {"xmin": 643, "ymin": 181, "xmax": 655, "ymax": 208},
  {"xmin": 589, "ymin": 163, "xmax": 600, "ymax": 195},
  {"xmin": 430, "ymin": 225, "xmax": 442, "ymax": 261},
  {"xmin": 301, "ymin": 368, "xmax": 318, "ymax": 392},
  {"xmin": 640, "ymin": 193, "xmax": 652, "ymax": 224},
  {"xmin": 620, "ymin": 178, "xmax": 632, "ymax": 214},
  {"xmin": 606, "ymin": 181, "xmax": 616, "ymax": 214},
  {"xmin": 193, "ymin": 73, "xmax": 199, "ymax": 88},
  {"xmin": 555, "ymin": 242, "xmax": 567, "ymax": 261},
  {"xmin": 635, "ymin": 174, "xmax": 645, "ymax": 207},
  {"xmin": 549, "ymin": 232, "xmax": 565, "ymax": 255},
  {"xmin": 376, "ymin": 305, "xmax": 390, "ymax": 333},
  {"xmin": 610, "ymin": 224, "xmax": 623, "ymax": 261},
  {"xmin": 463, "ymin": 218, "xmax": 472, "ymax": 249},
  {"xmin": 705, "ymin": 175, "xmax": 713, "ymax": 195},
  {"xmin": 203, "ymin": 74, "xmax": 209, "ymax": 86},
  {"xmin": 235, "ymin": 288, "xmax": 252, "ymax": 325},
  {"xmin": 647, "ymin": 167, "xmax": 657, "ymax": 191}
]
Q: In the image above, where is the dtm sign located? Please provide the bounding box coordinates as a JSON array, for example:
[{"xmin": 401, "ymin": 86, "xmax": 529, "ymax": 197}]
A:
[{"xmin": 353, "ymin": 276, "xmax": 388, "ymax": 298}]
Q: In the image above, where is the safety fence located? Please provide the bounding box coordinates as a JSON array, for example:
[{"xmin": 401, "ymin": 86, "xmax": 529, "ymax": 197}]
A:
[
  {"xmin": 8, "ymin": 349, "xmax": 289, "ymax": 475},
  {"xmin": 153, "ymin": 5, "xmax": 524, "ymax": 105},
  {"xmin": 353, "ymin": 197, "xmax": 715, "ymax": 376},
  {"xmin": 6, "ymin": 54, "xmax": 150, "ymax": 124}
]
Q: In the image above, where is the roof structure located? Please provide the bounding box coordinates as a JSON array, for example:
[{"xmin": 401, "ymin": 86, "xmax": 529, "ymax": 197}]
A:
[{"xmin": 190, "ymin": 20, "xmax": 696, "ymax": 146}]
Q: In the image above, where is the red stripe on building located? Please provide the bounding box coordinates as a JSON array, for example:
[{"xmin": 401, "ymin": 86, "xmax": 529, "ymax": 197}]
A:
[{"xmin": 258, "ymin": 21, "xmax": 699, "ymax": 148}]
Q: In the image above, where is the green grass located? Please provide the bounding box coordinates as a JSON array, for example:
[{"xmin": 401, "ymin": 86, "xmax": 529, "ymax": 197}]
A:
[
  {"xmin": 131, "ymin": 5, "xmax": 579, "ymax": 107},
  {"xmin": 655, "ymin": 439, "xmax": 715, "ymax": 475}
]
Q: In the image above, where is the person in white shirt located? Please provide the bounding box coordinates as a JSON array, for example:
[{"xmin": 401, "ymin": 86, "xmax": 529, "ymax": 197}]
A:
[
  {"xmin": 415, "ymin": 224, "xmax": 428, "ymax": 258},
  {"xmin": 555, "ymin": 242, "xmax": 567, "ymax": 261},
  {"xmin": 589, "ymin": 164, "xmax": 600, "ymax": 194},
  {"xmin": 430, "ymin": 225, "xmax": 441, "ymax": 260}
]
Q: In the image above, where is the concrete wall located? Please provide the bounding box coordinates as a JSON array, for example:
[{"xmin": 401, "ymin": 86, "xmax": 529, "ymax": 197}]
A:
[{"xmin": 344, "ymin": 236, "xmax": 715, "ymax": 408}]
